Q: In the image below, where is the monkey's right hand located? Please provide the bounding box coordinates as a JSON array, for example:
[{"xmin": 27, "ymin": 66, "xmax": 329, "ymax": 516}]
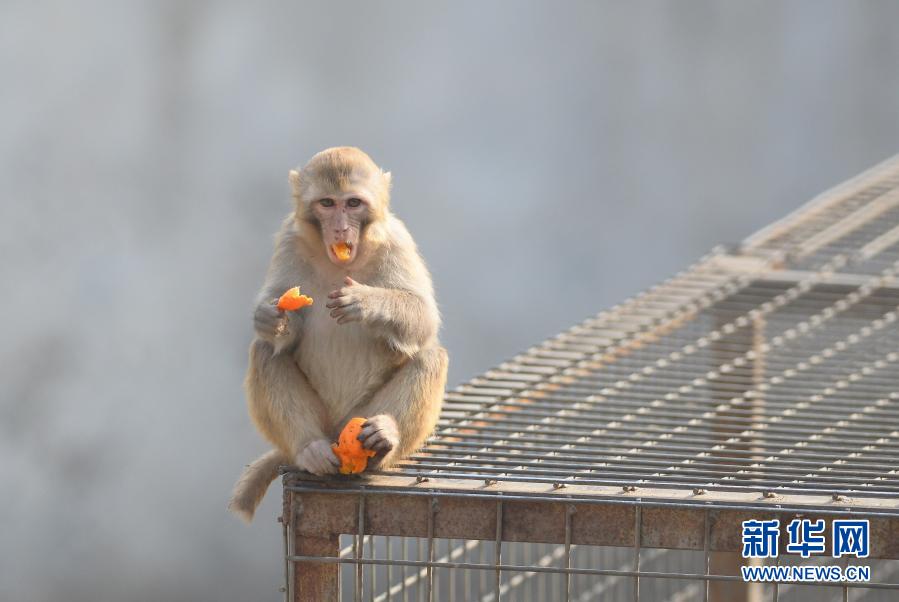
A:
[
  {"xmin": 253, "ymin": 301, "xmax": 285, "ymax": 341},
  {"xmin": 295, "ymin": 439, "xmax": 341, "ymax": 476}
]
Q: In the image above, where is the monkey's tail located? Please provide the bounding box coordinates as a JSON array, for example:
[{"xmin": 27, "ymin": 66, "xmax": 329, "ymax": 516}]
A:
[{"xmin": 228, "ymin": 449, "xmax": 290, "ymax": 523}]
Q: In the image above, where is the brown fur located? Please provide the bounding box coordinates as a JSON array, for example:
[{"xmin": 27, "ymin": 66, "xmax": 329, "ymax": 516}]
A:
[{"xmin": 229, "ymin": 147, "xmax": 447, "ymax": 522}]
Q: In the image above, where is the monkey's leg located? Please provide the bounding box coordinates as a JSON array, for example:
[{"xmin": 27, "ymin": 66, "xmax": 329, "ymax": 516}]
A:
[
  {"xmin": 344, "ymin": 345, "xmax": 448, "ymax": 469},
  {"xmin": 246, "ymin": 338, "xmax": 334, "ymax": 459},
  {"xmin": 230, "ymin": 340, "xmax": 337, "ymax": 521}
]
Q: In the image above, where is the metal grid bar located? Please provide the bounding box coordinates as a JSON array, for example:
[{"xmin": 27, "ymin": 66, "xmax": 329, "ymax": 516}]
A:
[{"xmin": 283, "ymin": 155, "xmax": 899, "ymax": 600}]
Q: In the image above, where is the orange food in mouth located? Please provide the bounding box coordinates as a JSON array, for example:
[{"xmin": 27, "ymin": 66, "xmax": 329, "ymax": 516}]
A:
[
  {"xmin": 332, "ymin": 242, "xmax": 352, "ymax": 262},
  {"xmin": 276, "ymin": 286, "xmax": 314, "ymax": 311},
  {"xmin": 331, "ymin": 417, "xmax": 376, "ymax": 474}
]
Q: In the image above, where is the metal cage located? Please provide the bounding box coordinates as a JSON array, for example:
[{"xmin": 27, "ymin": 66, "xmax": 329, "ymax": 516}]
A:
[{"xmin": 280, "ymin": 154, "xmax": 899, "ymax": 601}]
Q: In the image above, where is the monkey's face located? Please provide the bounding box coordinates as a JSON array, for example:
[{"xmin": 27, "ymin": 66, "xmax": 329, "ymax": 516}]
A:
[
  {"xmin": 290, "ymin": 148, "xmax": 390, "ymax": 266},
  {"xmin": 309, "ymin": 193, "xmax": 371, "ymax": 265}
]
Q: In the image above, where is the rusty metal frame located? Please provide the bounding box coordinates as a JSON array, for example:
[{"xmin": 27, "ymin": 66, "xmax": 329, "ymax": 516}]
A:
[{"xmin": 282, "ymin": 474, "xmax": 899, "ymax": 600}]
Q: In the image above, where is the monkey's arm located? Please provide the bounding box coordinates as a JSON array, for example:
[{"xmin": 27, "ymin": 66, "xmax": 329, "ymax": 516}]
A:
[
  {"xmin": 362, "ymin": 287, "xmax": 438, "ymax": 356},
  {"xmin": 326, "ymin": 277, "xmax": 439, "ymax": 356},
  {"xmin": 255, "ymin": 217, "xmax": 309, "ymax": 353}
]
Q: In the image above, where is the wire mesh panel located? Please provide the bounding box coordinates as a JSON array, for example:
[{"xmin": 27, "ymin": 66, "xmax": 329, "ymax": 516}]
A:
[{"xmin": 282, "ymin": 154, "xmax": 899, "ymax": 601}]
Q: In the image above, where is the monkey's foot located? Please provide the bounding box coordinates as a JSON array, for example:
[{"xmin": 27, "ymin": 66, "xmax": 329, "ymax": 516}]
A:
[
  {"xmin": 296, "ymin": 439, "xmax": 341, "ymax": 476},
  {"xmin": 357, "ymin": 414, "xmax": 399, "ymax": 463}
]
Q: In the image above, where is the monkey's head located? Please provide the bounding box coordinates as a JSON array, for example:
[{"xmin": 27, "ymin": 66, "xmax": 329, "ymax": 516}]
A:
[{"xmin": 290, "ymin": 147, "xmax": 391, "ymax": 266}]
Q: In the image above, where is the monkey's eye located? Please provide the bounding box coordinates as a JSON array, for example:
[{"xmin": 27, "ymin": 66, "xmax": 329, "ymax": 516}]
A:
[
  {"xmin": 319, "ymin": 198, "xmax": 335, "ymax": 207},
  {"xmin": 347, "ymin": 198, "xmax": 362, "ymax": 208}
]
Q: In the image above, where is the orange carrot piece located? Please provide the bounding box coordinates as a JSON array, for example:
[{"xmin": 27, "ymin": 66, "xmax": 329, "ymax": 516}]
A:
[
  {"xmin": 277, "ymin": 286, "xmax": 314, "ymax": 311},
  {"xmin": 331, "ymin": 417, "xmax": 377, "ymax": 474},
  {"xmin": 332, "ymin": 242, "xmax": 352, "ymax": 262}
]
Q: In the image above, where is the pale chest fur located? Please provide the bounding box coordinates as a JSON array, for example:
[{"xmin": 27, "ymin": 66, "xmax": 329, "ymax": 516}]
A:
[{"xmin": 292, "ymin": 279, "xmax": 402, "ymax": 421}]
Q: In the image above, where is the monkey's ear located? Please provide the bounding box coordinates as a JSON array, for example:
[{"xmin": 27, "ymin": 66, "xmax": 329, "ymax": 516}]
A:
[
  {"xmin": 288, "ymin": 169, "xmax": 302, "ymax": 196},
  {"xmin": 382, "ymin": 171, "xmax": 392, "ymax": 189}
]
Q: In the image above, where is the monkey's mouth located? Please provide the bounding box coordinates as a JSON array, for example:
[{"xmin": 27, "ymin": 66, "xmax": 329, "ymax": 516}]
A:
[{"xmin": 330, "ymin": 241, "xmax": 354, "ymax": 263}]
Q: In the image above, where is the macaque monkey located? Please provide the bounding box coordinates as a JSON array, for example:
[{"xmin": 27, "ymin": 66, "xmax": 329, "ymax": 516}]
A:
[{"xmin": 229, "ymin": 147, "xmax": 448, "ymax": 522}]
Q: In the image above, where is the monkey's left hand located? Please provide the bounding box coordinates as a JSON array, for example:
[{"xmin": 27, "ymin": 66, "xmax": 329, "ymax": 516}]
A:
[
  {"xmin": 357, "ymin": 414, "xmax": 399, "ymax": 466},
  {"xmin": 326, "ymin": 276, "xmax": 377, "ymax": 324}
]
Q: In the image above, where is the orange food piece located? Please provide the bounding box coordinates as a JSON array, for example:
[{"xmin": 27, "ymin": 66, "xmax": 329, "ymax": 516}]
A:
[
  {"xmin": 277, "ymin": 286, "xmax": 314, "ymax": 311},
  {"xmin": 332, "ymin": 242, "xmax": 352, "ymax": 262},
  {"xmin": 331, "ymin": 417, "xmax": 376, "ymax": 474}
]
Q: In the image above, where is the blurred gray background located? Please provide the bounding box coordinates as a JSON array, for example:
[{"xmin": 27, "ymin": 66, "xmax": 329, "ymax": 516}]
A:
[{"xmin": 1, "ymin": 1, "xmax": 898, "ymax": 600}]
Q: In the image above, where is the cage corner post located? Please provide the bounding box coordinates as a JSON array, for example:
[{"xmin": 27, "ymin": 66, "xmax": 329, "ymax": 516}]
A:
[
  {"xmin": 285, "ymin": 486, "xmax": 341, "ymax": 601},
  {"xmin": 707, "ymin": 308, "xmax": 765, "ymax": 602}
]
